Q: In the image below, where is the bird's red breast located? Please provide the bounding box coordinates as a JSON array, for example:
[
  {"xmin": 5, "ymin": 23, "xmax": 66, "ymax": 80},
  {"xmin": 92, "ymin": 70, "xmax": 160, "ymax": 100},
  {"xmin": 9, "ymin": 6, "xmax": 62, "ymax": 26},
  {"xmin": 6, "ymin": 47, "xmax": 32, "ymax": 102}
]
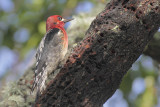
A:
[{"xmin": 60, "ymin": 28, "xmax": 68, "ymax": 49}]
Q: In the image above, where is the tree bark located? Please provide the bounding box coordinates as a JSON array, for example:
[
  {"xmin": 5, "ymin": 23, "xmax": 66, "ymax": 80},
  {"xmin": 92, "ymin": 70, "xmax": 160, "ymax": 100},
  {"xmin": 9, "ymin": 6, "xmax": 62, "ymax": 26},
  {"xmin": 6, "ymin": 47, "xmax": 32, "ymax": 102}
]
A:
[{"xmin": 34, "ymin": 0, "xmax": 160, "ymax": 107}]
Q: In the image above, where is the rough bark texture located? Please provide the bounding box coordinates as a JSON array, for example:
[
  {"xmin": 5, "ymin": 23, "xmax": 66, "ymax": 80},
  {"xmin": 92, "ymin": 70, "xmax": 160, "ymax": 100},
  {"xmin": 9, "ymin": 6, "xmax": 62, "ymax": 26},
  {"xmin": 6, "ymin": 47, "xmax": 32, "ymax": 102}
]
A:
[{"xmin": 33, "ymin": 0, "xmax": 160, "ymax": 106}]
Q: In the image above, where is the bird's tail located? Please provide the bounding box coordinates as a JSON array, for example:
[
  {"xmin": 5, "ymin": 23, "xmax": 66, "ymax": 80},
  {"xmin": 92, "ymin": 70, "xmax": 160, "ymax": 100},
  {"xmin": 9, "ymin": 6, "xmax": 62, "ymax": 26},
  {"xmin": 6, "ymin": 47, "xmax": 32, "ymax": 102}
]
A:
[
  {"xmin": 31, "ymin": 77, "xmax": 37, "ymax": 94},
  {"xmin": 31, "ymin": 90, "xmax": 41, "ymax": 107},
  {"xmin": 31, "ymin": 71, "xmax": 48, "ymax": 107},
  {"xmin": 30, "ymin": 70, "xmax": 38, "ymax": 94},
  {"xmin": 31, "ymin": 69, "xmax": 48, "ymax": 95}
]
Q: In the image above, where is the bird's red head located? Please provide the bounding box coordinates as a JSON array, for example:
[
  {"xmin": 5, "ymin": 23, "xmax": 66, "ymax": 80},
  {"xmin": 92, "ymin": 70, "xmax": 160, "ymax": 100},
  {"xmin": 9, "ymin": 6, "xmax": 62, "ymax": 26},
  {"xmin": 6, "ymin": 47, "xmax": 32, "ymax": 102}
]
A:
[{"xmin": 46, "ymin": 15, "xmax": 73, "ymax": 32}]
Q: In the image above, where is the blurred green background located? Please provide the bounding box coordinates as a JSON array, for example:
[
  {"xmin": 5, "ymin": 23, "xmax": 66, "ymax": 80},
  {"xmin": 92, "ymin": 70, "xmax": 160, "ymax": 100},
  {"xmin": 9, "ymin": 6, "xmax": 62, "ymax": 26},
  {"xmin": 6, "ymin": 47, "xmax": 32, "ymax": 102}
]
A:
[{"xmin": 0, "ymin": 0, "xmax": 160, "ymax": 107}]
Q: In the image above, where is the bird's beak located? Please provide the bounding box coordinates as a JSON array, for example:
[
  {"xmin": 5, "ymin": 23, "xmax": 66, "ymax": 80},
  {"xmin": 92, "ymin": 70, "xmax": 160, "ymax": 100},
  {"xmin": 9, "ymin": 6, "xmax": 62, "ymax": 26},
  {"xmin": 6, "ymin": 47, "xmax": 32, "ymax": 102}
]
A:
[{"xmin": 62, "ymin": 18, "xmax": 74, "ymax": 23}]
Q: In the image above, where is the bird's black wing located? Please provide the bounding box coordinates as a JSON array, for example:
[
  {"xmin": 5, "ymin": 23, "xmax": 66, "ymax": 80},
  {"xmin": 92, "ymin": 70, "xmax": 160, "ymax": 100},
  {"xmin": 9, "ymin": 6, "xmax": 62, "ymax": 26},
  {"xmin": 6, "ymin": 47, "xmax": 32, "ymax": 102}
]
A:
[
  {"xmin": 35, "ymin": 28, "xmax": 60, "ymax": 62},
  {"xmin": 31, "ymin": 28, "xmax": 61, "ymax": 92}
]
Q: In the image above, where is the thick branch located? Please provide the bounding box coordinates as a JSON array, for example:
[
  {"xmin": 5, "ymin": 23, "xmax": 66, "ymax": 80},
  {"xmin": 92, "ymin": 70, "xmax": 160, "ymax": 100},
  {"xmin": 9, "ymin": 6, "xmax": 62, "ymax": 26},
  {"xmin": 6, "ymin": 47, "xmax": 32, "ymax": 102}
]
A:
[{"xmin": 36, "ymin": 0, "xmax": 160, "ymax": 106}]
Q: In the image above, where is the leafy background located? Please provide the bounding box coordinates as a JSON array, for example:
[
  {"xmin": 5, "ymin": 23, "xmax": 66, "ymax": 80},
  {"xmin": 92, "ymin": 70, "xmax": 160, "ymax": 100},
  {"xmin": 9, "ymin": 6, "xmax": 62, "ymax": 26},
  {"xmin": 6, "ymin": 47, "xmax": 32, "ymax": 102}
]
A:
[{"xmin": 0, "ymin": 0, "xmax": 160, "ymax": 107}]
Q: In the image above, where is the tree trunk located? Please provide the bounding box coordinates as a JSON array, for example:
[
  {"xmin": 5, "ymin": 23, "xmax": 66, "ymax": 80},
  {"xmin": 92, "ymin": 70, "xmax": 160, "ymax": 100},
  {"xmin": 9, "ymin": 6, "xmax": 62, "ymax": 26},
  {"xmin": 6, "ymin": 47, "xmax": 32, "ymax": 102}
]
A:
[{"xmin": 34, "ymin": 0, "xmax": 160, "ymax": 107}]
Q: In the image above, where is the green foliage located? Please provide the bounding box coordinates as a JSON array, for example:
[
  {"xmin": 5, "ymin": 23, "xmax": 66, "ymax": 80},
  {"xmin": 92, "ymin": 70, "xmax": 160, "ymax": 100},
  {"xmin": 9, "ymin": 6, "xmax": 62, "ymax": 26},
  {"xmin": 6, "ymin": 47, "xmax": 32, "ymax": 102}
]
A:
[
  {"xmin": 120, "ymin": 55, "xmax": 159, "ymax": 107},
  {"xmin": 0, "ymin": 0, "xmax": 70, "ymax": 59},
  {"xmin": 136, "ymin": 76, "xmax": 157, "ymax": 107}
]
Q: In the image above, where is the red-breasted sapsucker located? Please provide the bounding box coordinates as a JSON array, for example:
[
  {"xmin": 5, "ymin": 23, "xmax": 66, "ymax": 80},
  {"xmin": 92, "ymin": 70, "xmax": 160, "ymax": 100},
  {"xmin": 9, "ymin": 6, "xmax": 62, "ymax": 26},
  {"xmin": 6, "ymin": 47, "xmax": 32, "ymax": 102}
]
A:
[{"xmin": 31, "ymin": 15, "xmax": 73, "ymax": 98}]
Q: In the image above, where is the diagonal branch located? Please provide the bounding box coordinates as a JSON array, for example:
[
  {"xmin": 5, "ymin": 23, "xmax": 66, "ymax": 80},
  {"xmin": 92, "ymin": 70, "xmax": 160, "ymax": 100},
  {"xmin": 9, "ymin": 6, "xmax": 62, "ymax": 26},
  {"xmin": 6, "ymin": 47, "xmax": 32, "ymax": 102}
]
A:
[{"xmin": 36, "ymin": 0, "xmax": 160, "ymax": 106}]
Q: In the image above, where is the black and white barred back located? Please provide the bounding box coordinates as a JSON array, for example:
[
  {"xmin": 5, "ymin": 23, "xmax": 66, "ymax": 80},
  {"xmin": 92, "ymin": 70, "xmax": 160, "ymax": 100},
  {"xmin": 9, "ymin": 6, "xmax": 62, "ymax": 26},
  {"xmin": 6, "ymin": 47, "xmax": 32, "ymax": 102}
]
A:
[{"xmin": 31, "ymin": 28, "xmax": 67, "ymax": 98}]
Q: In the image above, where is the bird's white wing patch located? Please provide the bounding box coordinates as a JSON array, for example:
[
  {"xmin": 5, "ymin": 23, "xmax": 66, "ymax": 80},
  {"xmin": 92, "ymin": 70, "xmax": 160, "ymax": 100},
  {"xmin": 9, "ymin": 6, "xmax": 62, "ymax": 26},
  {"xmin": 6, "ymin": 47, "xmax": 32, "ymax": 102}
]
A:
[{"xmin": 36, "ymin": 36, "xmax": 46, "ymax": 61}]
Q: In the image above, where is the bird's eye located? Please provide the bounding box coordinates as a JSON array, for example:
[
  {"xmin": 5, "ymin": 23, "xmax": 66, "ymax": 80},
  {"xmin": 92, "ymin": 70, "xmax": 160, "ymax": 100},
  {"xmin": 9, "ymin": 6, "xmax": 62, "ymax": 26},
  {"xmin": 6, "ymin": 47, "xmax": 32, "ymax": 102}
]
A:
[{"xmin": 58, "ymin": 17, "xmax": 62, "ymax": 21}]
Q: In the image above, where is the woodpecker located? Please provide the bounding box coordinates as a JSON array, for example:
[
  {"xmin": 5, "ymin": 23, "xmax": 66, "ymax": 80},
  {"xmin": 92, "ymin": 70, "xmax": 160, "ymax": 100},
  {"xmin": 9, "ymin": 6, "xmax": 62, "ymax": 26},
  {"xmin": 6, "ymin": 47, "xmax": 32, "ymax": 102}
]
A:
[{"xmin": 31, "ymin": 15, "xmax": 73, "ymax": 98}]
